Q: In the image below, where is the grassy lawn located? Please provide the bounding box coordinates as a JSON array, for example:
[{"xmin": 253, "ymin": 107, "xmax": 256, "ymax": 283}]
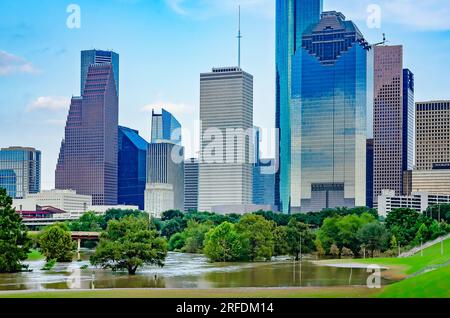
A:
[
  {"xmin": 317, "ymin": 237, "xmax": 450, "ymax": 278},
  {"xmin": 26, "ymin": 249, "xmax": 44, "ymax": 261},
  {"xmin": 378, "ymin": 265, "xmax": 450, "ymax": 298},
  {"xmin": 0, "ymin": 287, "xmax": 379, "ymax": 299}
]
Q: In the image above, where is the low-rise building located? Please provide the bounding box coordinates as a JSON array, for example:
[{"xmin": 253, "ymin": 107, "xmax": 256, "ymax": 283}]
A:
[
  {"xmin": 377, "ymin": 190, "xmax": 450, "ymax": 216},
  {"xmin": 13, "ymin": 189, "xmax": 92, "ymax": 215}
]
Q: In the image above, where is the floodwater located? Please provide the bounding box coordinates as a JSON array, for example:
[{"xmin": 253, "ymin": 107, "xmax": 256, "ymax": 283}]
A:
[{"xmin": 0, "ymin": 252, "xmax": 394, "ymax": 291}]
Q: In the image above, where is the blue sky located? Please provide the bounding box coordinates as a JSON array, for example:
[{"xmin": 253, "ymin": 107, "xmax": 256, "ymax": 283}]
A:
[{"xmin": 1, "ymin": 0, "xmax": 449, "ymax": 190}]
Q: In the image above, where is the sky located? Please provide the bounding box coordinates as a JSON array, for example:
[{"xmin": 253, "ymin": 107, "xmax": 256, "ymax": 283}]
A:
[{"xmin": 0, "ymin": 0, "xmax": 449, "ymax": 190}]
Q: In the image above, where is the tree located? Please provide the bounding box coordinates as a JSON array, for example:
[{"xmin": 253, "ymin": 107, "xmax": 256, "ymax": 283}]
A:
[
  {"xmin": 182, "ymin": 220, "xmax": 212, "ymax": 253},
  {"xmin": 329, "ymin": 244, "xmax": 340, "ymax": 257},
  {"xmin": 40, "ymin": 223, "xmax": 74, "ymax": 262},
  {"xmin": 285, "ymin": 219, "xmax": 315, "ymax": 260},
  {"xmin": 161, "ymin": 217, "xmax": 187, "ymax": 238},
  {"xmin": 67, "ymin": 211, "xmax": 102, "ymax": 232},
  {"xmin": 273, "ymin": 226, "xmax": 289, "ymax": 256},
  {"xmin": 0, "ymin": 189, "xmax": 31, "ymax": 273},
  {"xmin": 385, "ymin": 208, "xmax": 421, "ymax": 246},
  {"xmin": 204, "ymin": 222, "xmax": 244, "ymax": 262},
  {"xmin": 357, "ymin": 222, "xmax": 388, "ymax": 257},
  {"xmin": 235, "ymin": 214, "xmax": 275, "ymax": 261},
  {"xmin": 168, "ymin": 232, "xmax": 186, "ymax": 251},
  {"xmin": 91, "ymin": 216, "xmax": 167, "ymax": 275},
  {"xmin": 162, "ymin": 210, "xmax": 184, "ymax": 221},
  {"xmin": 102, "ymin": 209, "xmax": 147, "ymax": 229},
  {"xmin": 316, "ymin": 213, "xmax": 375, "ymax": 256}
]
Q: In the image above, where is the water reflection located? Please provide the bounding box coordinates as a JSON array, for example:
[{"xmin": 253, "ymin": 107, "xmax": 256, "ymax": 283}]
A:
[{"xmin": 0, "ymin": 252, "xmax": 393, "ymax": 291}]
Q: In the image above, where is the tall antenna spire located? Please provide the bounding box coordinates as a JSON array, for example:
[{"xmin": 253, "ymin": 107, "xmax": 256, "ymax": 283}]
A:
[{"xmin": 237, "ymin": 5, "xmax": 242, "ymax": 68}]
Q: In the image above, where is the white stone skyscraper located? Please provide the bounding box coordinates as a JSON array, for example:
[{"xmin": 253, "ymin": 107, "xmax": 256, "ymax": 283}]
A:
[{"xmin": 198, "ymin": 67, "xmax": 254, "ymax": 212}]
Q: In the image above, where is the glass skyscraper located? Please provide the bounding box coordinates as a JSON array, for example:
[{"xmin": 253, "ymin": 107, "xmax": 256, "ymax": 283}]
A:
[
  {"xmin": 373, "ymin": 46, "xmax": 414, "ymax": 201},
  {"xmin": 275, "ymin": 0, "xmax": 323, "ymax": 213},
  {"xmin": 151, "ymin": 109, "xmax": 182, "ymax": 145},
  {"xmin": 0, "ymin": 147, "xmax": 41, "ymax": 199},
  {"xmin": 281, "ymin": 10, "xmax": 373, "ymax": 212},
  {"xmin": 56, "ymin": 63, "xmax": 119, "ymax": 205},
  {"xmin": 81, "ymin": 50, "xmax": 119, "ymax": 96},
  {"xmin": 118, "ymin": 126, "xmax": 148, "ymax": 210}
]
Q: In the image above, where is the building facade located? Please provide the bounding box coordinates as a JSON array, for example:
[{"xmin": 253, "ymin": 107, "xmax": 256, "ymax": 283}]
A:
[
  {"xmin": 184, "ymin": 158, "xmax": 199, "ymax": 212},
  {"xmin": 144, "ymin": 183, "xmax": 174, "ymax": 219},
  {"xmin": 373, "ymin": 46, "xmax": 415, "ymax": 202},
  {"xmin": 275, "ymin": 0, "xmax": 323, "ymax": 213},
  {"xmin": 0, "ymin": 147, "xmax": 41, "ymax": 199},
  {"xmin": 56, "ymin": 62, "xmax": 119, "ymax": 205},
  {"xmin": 118, "ymin": 126, "xmax": 148, "ymax": 210},
  {"xmin": 366, "ymin": 139, "xmax": 374, "ymax": 208},
  {"xmin": 151, "ymin": 109, "xmax": 182, "ymax": 145},
  {"xmin": 13, "ymin": 189, "xmax": 92, "ymax": 214},
  {"xmin": 253, "ymin": 158, "xmax": 276, "ymax": 207},
  {"xmin": 198, "ymin": 67, "xmax": 254, "ymax": 212},
  {"xmin": 415, "ymin": 101, "xmax": 450, "ymax": 170},
  {"xmin": 81, "ymin": 49, "xmax": 119, "ymax": 95},
  {"xmin": 146, "ymin": 142, "xmax": 184, "ymax": 212},
  {"xmin": 378, "ymin": 190, "xmax": 450, "ymax": 216},
  {"xmin": 284, "ymin": 11, "xmax": 373, "ymax": 212},
  {"xmin": 412, "ymin": 170, "xmax": 450, "ymax": 195}
]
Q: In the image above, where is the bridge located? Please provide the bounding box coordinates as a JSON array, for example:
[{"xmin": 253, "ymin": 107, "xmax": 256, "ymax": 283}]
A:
[{"xmin": 29, "ymin": 231, "xmax": 101, "ymax": 253}]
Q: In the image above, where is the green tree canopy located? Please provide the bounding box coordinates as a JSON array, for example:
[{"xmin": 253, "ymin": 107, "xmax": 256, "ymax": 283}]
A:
[
  {"xmin": 357, "ymin": 221, "xmax": 389, "ymax": 257},
  {"xmin": 67, "ymin": 211, "xmax": 102, "ymax": 232},
  {"xmin": 182, "ymin": 220, "xmax": 213, "ymax": 253},
  {"xmin": 40, "ymin": 223, "xmax": 74, "ymax": 262},
  {"xmin": 91, "ymin": 216, "xmax": 167, "ymax": 275},
  {"xmin": 204, "ymin": 222, "xmax": 244, "ymax": 262},
  {"xmin": 162, "ymin": 210, "xmax": 184, "ymax": 221},
  {"xmin": 235, "ymin": 214, "xmax": 275, "ymax": 261},
  {"xmin": 0, "ymin": 189, "xmax": 31, "ymax": 273},
  {"xmin": 285, "ymin": 219, "xmax": 315, "ymax": 260}
]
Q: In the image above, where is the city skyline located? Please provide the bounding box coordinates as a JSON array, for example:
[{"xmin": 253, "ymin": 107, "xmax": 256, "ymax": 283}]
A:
[{"xmin": 1, "ymin": 0, "xmax": 450, "ymax": 192}]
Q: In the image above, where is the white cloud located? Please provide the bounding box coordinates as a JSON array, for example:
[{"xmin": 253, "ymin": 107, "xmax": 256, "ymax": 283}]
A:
[
  {"xmin": 0, "ymin": 50, "xmax": 39, "ymax": 76},
  {"xmin": 141, "ymin": 101, "xmax": 192, "ymax": 118},
  {"xmin": 27, "ymin": 96, "xmax": 70, "ymax": 112},
  {"xmin": 165, "ymin": 0, "xmax": 274, "ymax": 19},
  {"xmin": 326, "ymin": 0, "xmax": 450, "ymax": 31}
]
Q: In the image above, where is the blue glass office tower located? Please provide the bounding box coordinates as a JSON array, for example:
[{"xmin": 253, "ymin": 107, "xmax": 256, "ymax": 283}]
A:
[
  {"xmin": 287, "ymin": 11, "xmax": 373, "ymax": 212},
  {"xmin": 118, "ymin": 126, "xmax": 148, "ymax": 210},
  {"xmin": 0, "ymin": 147, "xmax": 41, "ymax": 199},
  {"xmin": 151, "ymin": 109, "xmax": 182, "ymax": 145},
  {"xmin": 81, "ymin": 50, "xmax": 119, "ymax": 96},
  {"xmin": 275, "ymin": 0, "xmax": 323, "ymax": 213}
]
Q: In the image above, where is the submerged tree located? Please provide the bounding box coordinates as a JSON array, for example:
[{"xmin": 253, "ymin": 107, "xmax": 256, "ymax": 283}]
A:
[{"xmin": 91, "ymin": 216, "xmax": 167, "ymax": 275}]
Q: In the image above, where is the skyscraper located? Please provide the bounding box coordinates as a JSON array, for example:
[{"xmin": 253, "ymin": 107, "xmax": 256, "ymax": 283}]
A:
[
  {"xmin": 366, "ymin": 139, "xmax": 374, "ymax": 208},
  {"xmin": 81, "ymin": 50, "xmax": 119, "ymax": 95},
  {"xmin": 118, "ymin": 126, "xmax": 148, "ymax": 210},
  {"xmin": 286, "ymin": 11, "xmax": 373, "ymax": 212},
  {"xmin": 151, "ymin": 109, "xmax": 182, "ymax": 145},
  {"xmin": 56, "ymin": 63, "xmax": 119, "ymax": 205},
  {"xmin": 373, "ymin": 46, "xmax": 414, "ymax": 202},
  {"xmin": 198, "ymin": 67, "xmax": 254, "ymax": 212},
  {"xmin": 415, "ymin": 101, "xmax": 450, "ymax": 170},
  {"xmin": 145, "ymin": 142, "xmax": 184, "ymax": 214},
  {"xmin": 184, "ymin": 158, "xmax": 199, "ymax": 212},
  {"xmin": 411, "ymin": 101, "xmax": 450, "ymax": 195},
  {"xmin": 0, "ymin": 147, "xmax": 41, "ymax": 199},
  {"xmin": 275, "ymin": 0, "xmax": 323, "ymax": 213},
  {"xmin": 253, "ymin": 158, "xmax": 276, "ymax": 207}
]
